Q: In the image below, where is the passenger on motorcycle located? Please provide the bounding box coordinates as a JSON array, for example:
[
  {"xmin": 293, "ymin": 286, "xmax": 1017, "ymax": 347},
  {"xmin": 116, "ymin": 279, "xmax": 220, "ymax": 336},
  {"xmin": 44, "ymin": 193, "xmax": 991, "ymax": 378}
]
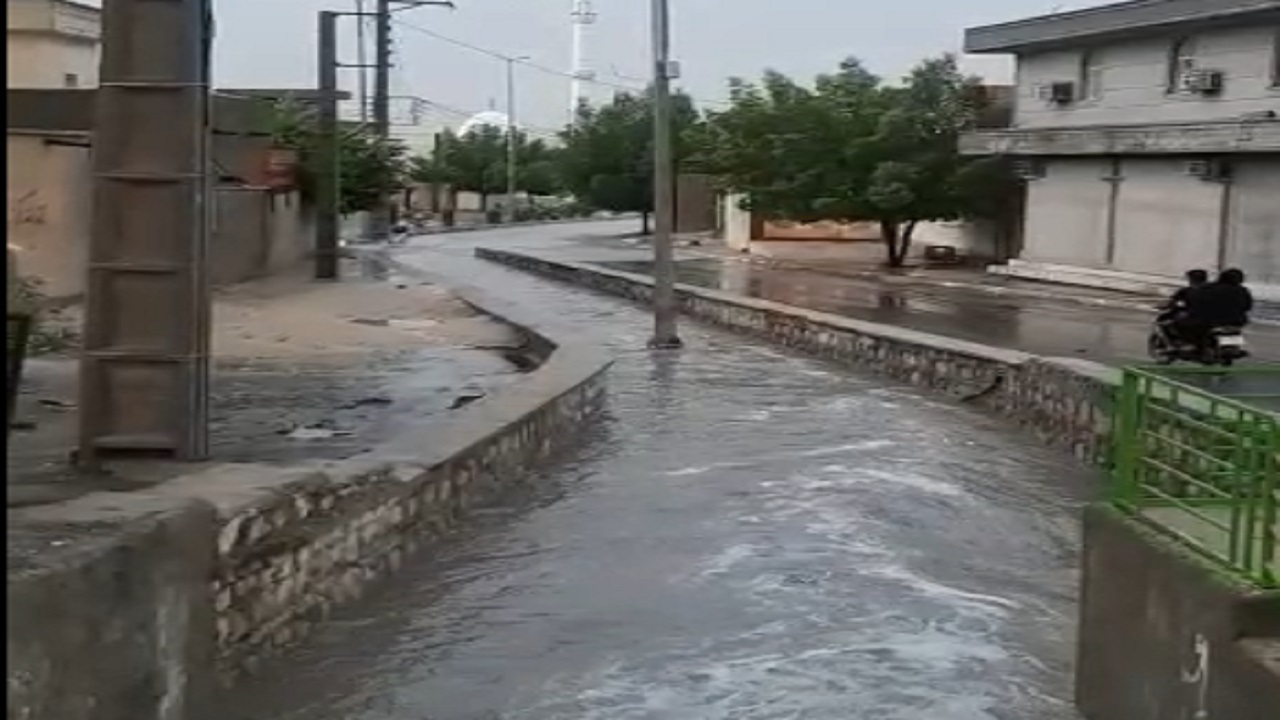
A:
[{"xmin": 1182, "ymin": 268, "xmax": 1253, "ymax": 350}]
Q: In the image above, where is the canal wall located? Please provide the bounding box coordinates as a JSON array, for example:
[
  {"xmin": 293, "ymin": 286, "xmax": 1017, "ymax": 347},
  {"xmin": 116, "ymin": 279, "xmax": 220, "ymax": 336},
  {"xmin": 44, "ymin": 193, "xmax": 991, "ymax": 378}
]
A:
[
  {"xmin": 6, "ymin": 287, "xmax": 611, "ymax": 719},
  {"xmin": 1076, "ymin": 505, "xmax": 1280, "ymax": 720},
  {"xmin": 475, "ymin": 248, "xmax": 1118, "ymax": 464}
]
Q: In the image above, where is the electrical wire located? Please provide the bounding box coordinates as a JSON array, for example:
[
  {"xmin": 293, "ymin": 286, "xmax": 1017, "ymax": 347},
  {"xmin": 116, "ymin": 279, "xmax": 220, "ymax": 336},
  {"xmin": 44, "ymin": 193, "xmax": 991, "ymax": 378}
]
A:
[{"xmin": 390, "ymin": 17, "xmax": 730, "ymax": 107}]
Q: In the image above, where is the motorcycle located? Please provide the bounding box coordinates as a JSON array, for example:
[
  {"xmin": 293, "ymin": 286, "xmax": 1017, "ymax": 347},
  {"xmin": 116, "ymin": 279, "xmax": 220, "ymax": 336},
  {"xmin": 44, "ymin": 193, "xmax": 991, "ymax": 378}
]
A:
[{"xmin": 1148, "ymin": 321, "xmax": 1248, "ymax": 366}]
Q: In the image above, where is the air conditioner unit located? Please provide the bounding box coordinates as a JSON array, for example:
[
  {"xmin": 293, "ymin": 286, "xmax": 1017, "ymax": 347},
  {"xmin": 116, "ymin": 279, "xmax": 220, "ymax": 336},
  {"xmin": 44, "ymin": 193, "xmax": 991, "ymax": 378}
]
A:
[
  {"xmin": 1180, "ymin": 69, "xmax": 1224, "ymax": 95},
  {"xmin": 1047, "ymin": 81, "xmax": 1076, "ymax": 105},
  {"xmin": 1184, "ymin": 159, "xmax": 1232, "ymax": 181},
  {"xmin": 1011, "ymin": 159, "xmax": 1046, "ymax": 180}
]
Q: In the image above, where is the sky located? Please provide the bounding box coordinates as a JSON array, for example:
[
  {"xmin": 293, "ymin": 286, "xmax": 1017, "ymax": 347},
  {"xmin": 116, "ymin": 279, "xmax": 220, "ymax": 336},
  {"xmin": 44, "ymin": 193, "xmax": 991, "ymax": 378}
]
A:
[{"xmin": 201, "ymin": 0, "xmax": 1113, "ymax": 150}]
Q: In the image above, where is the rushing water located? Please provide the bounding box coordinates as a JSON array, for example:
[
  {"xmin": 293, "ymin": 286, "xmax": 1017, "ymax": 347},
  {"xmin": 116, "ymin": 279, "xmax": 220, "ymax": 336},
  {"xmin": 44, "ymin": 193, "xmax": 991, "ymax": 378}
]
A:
[{"xmin": 216, "ymin": 223, "xmax": 1092, "ymax": 720}]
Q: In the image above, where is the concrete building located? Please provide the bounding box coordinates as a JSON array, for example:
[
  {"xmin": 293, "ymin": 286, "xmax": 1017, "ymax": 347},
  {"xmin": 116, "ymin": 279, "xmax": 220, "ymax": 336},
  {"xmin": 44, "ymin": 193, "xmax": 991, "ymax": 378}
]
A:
[
  {"xmin": 7, "ymin": 0, "xmax": 102, "ymax": 89},
  {"xmin": 963, "ymin": 0, "xmax": 1280, "ymax": 301}
]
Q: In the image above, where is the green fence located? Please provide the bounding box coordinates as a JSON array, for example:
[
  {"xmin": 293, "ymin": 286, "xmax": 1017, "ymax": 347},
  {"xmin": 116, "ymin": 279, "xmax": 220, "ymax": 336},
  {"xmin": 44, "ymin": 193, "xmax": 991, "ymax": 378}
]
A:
[{"xmin": 1111, "ymin": 365, "xmax": 1279, "ymax": 588}]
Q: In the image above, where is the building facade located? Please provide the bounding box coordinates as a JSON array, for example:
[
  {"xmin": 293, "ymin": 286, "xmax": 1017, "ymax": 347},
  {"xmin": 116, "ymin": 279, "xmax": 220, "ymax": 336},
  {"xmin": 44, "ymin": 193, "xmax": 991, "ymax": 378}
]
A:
[
  {"xmin": 7, "ymin": 0, "xmax": 102, "ymax": 89},
  {"xmin": 963, "ymin": 0, "xmax": 1280, "ymax": 301}
]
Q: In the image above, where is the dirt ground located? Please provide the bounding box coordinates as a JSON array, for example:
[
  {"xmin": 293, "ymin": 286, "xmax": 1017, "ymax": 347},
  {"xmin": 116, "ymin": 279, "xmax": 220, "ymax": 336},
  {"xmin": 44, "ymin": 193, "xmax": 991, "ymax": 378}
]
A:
[{"xmin": 7, "ymin": 262, "xmax": 522, "ymax": 507}]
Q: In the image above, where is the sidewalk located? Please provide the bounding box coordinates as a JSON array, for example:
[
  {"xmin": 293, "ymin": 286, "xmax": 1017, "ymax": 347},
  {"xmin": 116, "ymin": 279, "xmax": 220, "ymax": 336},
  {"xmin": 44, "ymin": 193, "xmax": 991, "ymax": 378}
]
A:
[{"xmin": 7, "ymin": 259, "xmax": 523, "ymax": 508}]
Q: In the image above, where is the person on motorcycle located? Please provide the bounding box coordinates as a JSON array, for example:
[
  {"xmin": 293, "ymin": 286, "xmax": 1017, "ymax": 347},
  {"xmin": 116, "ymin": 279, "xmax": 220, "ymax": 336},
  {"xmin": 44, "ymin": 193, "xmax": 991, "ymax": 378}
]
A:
[
  {"xmin": 1183, "ymin": 268, "xmax": 1253, "ymax": 351},
  {"xmin": 1160, "ymin": 269, "xmax": 1208, "ymax": 346}
]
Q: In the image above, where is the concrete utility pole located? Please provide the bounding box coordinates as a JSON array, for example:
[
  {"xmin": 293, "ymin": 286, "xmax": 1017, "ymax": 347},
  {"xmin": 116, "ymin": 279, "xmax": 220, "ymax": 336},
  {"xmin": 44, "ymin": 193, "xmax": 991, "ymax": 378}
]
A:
[
  {"xmin": 371, "ymin": 0, "xmax": 393, "ymax": 241},
  {"xmin": 80, "ymin": 0, "xmax": 214, "ymax": 462},
  {"xmin": 315, "ymin": 11, "xmax": 341, "ymax": 280},
  {"xmin": 504, "ymin": 56, "xmax": 527, "ymax": 224},
  {"xmin": 648, "ymin": 0, "xmax": 681, "ymax": 349}
]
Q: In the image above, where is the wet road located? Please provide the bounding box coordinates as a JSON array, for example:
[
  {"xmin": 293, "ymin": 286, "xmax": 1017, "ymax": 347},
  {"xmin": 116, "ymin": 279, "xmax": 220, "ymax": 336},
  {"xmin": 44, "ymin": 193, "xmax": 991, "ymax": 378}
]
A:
[
  {"xmin": 596, "ymin": 257, "xmax": 1280, "ymax": 367},
  {"xmin": 218, "ymin": 223, "xmax": 1093, "ymax": 720}
]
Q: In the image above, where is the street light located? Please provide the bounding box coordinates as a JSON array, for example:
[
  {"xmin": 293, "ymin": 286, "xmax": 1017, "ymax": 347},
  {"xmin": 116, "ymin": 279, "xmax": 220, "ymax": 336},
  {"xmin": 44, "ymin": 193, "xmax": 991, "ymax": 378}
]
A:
[
  {"xmin": 648, "ymin": 0, "xmax": 681, "ymax": 349},
  {"xmin": 505, "ymin": 55, "xmax": 530, "ymax": 224}
]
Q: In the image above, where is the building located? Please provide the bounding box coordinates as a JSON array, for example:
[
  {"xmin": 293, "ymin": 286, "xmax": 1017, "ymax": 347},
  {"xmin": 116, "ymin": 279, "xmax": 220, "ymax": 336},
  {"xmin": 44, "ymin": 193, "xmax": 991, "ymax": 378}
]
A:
[
  {"xmin": 7, "ymin": 0, "xmax": 102, "ymax": 89},
  {"xmin": 963, "ymin": 0, "xmax": 1280, "ymax": 301}
]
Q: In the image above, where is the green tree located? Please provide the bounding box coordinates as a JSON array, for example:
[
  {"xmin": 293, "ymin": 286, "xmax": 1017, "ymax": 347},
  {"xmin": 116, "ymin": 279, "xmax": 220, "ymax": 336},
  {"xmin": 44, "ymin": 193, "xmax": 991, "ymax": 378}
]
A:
[
  {"xmin": 557, "ymin": 89, "xmax": 701, "ymax": 233},
  {"xmin": 696, "ymin": 55, "xmax": 1013, "ymax": 267},
  {"xmin": 268, "ymin": 101, "xmax": 408, "ymax": 215}
]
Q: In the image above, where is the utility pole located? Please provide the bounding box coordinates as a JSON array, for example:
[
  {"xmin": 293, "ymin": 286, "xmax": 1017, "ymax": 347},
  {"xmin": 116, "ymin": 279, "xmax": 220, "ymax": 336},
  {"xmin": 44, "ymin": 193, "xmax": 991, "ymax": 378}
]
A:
[
  {"xmin": 315, "ymin": 11, "xmax": 341, "ymax": 280},
  {"xmin": 80, "ymin": 0, "xmax": 214, "ymax": 463},
  {"xmin": 648, "ymin": 0, "xmax": 681, "ymax": 349},
  {"xmin": 356, "ymin": 0, "xmax": 368, "ymax": 121},
  {"xmin": 371, "ymin": 0, "xmax": 392, "ymax": 241},
  {"xmin": 504, "ymin": 56, "xmax": 525, "ymax": 224}
]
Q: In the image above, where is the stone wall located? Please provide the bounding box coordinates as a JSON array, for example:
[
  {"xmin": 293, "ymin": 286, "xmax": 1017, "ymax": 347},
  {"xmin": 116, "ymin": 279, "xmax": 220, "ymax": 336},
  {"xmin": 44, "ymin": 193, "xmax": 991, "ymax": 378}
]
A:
[
  {"xmin": 476, "ymin": 247, "xmax": 1118, "ymax": 464},
  {"xmin": 7, "ymin": 285, "xmax": 611, "ymax": 716}
]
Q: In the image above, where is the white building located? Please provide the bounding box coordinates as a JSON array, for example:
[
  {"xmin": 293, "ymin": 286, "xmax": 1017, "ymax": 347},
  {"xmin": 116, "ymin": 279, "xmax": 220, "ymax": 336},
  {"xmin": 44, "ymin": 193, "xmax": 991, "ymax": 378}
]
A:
[
  {"xmin": 963, "ymin": 0, "xmax": 1280, "ymax": 301},
  {"xmin": 6, "ymin": 0, "xmax": 101, "ymax": 89}
]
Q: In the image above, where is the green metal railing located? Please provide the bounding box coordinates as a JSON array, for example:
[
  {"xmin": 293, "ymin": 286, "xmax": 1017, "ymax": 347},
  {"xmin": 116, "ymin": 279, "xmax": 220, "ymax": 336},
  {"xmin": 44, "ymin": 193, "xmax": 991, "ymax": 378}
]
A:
[{"xmin": 1111, "ymin": 365, "xmax": 1279, "ymax": 588}]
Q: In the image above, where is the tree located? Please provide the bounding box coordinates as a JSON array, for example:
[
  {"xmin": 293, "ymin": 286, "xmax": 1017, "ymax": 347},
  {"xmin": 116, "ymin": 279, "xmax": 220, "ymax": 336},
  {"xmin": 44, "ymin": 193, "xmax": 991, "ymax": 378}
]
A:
[
  {"xmin": 557, "ymin": 89, "xmax": 701, "ymax": 233},
  {"xmin": 410, "ymin": 126, "xmax": 561, "ymax": 217},
  {"xmin": 268, "ymin": 100, "xmax": 408, "ymax": 215},
  {"xmin": 696, "ymin": 55, "xmax": 1015, "ymax": 267}
]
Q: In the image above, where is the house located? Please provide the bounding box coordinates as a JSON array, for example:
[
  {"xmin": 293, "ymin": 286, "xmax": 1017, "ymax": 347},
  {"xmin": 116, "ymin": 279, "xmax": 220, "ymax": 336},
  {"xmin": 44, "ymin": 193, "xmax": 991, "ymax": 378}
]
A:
[
  {"xmin": 7, "ymin": 0, "xmax": 101, "ymax": 89},
  {"xmin": 963, "ymin": 0, "xmax": 1280, "ymax": 301}
]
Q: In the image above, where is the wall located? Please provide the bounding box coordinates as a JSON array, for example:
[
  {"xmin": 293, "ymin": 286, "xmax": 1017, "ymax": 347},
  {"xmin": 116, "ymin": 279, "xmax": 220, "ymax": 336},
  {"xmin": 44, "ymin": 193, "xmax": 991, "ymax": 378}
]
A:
[
  {"xmin": 1110, "ymin": 158, "xmax": 1222, "ymax": 277},
  {"xmin": 477, "ymin": 248, "xmax": 1118, "ymax": 463},
  {"xmin": 674, "ymin": 173, "xmax": 717, "ymax": 234},
  {"xmin": 1228, "ymin": 157, "xmax": 1280, "ymax": 286},
  {"xmin": 1022, "ymin": 158, "xmax": 1114, "ymax": 268},
  {"xmin": 1076, "ymin": 505, "xmax": 1280, "ymax": 720},
  {"xmin": 6, "ymin": 132, "xmax": 91, "ymax": 300},
  {"xmin": 8, "ymin": 495, "xmax": 218, "ymax": 720},
  {"xmin": 1014, "ymin": 25, "xmax": 1280, "ymax": 129},
  {"xmin": 7, "ymin": 0, "xmax": 101, "ymax": 88},
  {"xmin": 1017, "ymin": 155, "xmax": 1280, "ymax": 292}
]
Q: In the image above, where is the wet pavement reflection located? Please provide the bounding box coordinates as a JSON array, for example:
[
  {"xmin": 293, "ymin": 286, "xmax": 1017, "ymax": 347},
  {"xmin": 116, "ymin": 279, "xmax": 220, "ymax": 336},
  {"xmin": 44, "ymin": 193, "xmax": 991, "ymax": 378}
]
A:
[
  {"xmin": 599, "ymin": 259, "xmax": 1280, "ymax": 368},
  {"xmin": 217, "ymin": 223, "xmax": 1093, "ymax": 720}
]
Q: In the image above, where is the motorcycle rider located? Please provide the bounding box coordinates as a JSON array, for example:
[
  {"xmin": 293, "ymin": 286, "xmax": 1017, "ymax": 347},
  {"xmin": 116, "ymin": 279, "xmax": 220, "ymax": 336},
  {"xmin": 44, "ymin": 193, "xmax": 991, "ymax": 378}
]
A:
[
  {"xmin": 1159, "ymin": 269, "xmax": 1208, "ymax": 347},
  {"xmin": 1183, "ymin": 268, "xmax": 1253, "ymax": 352}
]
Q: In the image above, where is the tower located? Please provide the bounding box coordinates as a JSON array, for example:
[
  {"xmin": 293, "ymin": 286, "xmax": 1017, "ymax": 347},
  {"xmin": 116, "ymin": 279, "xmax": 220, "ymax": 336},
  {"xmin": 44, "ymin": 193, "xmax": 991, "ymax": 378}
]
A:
[{"xmin": 569, "ymin": 0, "xmax": 596, "ymax": 120}]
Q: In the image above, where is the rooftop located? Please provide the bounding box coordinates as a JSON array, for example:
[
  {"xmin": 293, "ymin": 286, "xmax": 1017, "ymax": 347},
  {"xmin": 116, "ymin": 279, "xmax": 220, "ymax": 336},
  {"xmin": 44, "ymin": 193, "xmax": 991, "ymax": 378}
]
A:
[{"xmin": 965, "ymin": 0, "xmax": 1280, "ymax": 54}]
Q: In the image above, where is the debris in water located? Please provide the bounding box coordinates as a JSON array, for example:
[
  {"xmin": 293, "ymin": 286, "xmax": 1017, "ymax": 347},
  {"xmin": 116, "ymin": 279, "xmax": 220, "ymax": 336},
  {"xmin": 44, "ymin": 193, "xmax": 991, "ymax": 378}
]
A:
[{"xmin": 449, "ymin": 393, "xmax": 485, "ymax": 410}]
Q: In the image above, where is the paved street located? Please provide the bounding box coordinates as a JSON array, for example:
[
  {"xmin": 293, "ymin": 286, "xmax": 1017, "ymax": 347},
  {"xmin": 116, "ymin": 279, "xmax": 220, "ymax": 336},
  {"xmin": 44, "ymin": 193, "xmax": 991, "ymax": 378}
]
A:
[{"xmin": 216, "ymin": 223, "xmax": 1091, "ymax": 720}]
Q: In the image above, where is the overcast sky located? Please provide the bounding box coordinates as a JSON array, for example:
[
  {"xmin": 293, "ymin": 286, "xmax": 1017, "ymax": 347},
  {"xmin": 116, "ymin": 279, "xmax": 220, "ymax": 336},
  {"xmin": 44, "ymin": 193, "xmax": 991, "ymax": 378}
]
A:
[{"xmin": 204, "ymin": 0, "xmax": 1112, "ymax": 148}]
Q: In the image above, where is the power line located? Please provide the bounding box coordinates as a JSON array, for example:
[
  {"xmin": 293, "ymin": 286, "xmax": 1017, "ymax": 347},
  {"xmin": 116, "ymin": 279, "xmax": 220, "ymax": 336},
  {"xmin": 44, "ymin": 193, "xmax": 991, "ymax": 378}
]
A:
[{"xmin": 390, "ymin": 17, "xmax": 730, "ymax": 107}]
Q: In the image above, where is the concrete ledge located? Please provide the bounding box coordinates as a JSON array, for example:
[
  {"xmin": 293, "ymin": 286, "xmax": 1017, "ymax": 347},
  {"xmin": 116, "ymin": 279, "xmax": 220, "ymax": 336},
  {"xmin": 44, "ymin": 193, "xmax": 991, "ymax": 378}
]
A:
[
  {"xmin": 8, "ymin": 495, "xmax": 218, "ymax": 720},
  {"xmin": 7, "ymin": 282, "xmax": 612, "ymax": 713},
  {"xmin": 1076, "ymin": 504, "xmax": 1280, "ymax": 720},
  {"xmin": 477, "ymin": 247, "xmax": 1118, "ymax": 463},
  {"xmin": 961, "ymin": 120, "xmax": 1280, "ymax": 157}
]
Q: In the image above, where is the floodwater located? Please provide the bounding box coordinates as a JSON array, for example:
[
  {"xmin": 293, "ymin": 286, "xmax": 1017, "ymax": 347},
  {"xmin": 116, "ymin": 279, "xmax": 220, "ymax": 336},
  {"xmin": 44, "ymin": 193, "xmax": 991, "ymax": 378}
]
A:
[{"xmin": 216, "ymin": 222, "xmax": 1093, "ymax": 720}]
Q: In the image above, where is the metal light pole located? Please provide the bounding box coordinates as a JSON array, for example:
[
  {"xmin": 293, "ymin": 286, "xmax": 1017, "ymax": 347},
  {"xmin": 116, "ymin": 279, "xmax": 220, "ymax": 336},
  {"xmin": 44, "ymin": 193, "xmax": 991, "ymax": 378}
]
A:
[{"xmin": 648, "ymin": 0, "xmax": 681, "ymax": 349}]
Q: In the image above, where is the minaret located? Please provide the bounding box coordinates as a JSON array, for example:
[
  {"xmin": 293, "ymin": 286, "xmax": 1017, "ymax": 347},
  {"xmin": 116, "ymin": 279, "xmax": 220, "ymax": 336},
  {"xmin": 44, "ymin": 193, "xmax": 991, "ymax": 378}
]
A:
[{"xmin": 569, "ymin": 0, "xmax": 597, "ymax": 120}]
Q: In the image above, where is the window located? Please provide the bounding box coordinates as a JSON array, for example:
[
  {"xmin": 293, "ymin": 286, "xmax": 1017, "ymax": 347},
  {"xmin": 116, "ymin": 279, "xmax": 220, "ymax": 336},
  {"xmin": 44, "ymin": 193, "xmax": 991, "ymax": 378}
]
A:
[
  {"xmin": 63, "ymin": 73, "xmax": 79, "ymax": 88},
  {"xmin": 1079, "ymin": 49, "xmax": 1104, "ymax": 101},
  {"xmin": 1168, "ymin": 36, "xmax": 1197, "ymax": 92}
]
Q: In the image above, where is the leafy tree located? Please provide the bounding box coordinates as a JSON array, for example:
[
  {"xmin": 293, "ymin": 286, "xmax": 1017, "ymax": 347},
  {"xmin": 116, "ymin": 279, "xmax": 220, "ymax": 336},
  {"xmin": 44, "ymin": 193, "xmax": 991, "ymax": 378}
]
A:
[
  {"xmin": 268, "ymin": 101, "xmax": 408, "ymax": 215},
  {"xmin": 557, "ymin": 89, "xmax": 701, "ymax": 233},
  {"xmin": 696, "ymin": 55, "xmax": 1015, "ymax": 267},
  {"xmin": 410, "ymin": 126, "xmax": 561, "ymax": 216}
]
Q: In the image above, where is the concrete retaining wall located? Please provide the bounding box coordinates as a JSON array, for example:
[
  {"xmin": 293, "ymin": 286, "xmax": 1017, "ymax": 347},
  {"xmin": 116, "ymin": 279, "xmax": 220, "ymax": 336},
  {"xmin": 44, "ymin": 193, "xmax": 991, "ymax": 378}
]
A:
[
  {"xmin": 476, "ymin": 247, "xmax": 1118, "ymax": 463},
  {"xmin": 1076, "ymin": 505, "xmax": 1280, "ymax": 720},
  {"xmin": 6, "ymin": 286, "xmax": 611, "ymax": 717}
]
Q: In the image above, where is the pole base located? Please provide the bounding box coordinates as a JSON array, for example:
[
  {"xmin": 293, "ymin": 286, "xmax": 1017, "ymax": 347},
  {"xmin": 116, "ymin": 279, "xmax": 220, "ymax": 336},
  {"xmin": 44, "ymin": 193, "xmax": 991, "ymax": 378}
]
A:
[{"xmin": 647, "ymin": 336, "xmax": 684, "ymax": 350}]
